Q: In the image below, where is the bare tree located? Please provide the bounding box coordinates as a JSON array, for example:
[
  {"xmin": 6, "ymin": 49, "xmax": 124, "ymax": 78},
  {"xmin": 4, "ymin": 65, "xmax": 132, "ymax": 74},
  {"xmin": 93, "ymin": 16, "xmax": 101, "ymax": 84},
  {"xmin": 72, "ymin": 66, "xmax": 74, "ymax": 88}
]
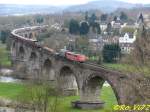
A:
[{"xmin": 17, "ymin": 82, "xmax": 61, "ymax": 112}]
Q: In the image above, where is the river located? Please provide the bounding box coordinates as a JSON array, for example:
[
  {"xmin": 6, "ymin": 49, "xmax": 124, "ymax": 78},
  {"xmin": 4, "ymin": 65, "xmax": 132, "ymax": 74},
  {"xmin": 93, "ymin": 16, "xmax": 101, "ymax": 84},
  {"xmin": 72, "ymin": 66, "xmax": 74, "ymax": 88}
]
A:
[{"xmin": 0, "ymin": 68, "xmax": 13, "ymax": 76}]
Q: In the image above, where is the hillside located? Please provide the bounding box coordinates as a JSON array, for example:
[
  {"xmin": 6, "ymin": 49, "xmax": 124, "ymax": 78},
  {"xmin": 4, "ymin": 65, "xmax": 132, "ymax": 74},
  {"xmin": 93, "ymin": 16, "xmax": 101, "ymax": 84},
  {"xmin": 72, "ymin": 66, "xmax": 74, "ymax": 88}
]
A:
[
  {"xmin": 0, "ymin": 4, "xmax": 64, "ymax": 16},
  {"xmin": 65, "ymin": 0, "xmax": 136, "ymax": 12},
  {"xmin": 0, "ymin": 0, "xmax": 150, "ymax": 15}
]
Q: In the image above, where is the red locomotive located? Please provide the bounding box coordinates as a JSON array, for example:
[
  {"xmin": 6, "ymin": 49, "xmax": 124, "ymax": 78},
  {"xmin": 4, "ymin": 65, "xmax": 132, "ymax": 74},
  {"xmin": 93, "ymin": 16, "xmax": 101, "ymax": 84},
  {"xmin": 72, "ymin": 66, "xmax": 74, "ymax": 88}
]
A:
[
  {"xmin": 58, "ymin": 49, "xmax": 87, "ymax": 63},
  {"xmin": 65, "ymin": 52, "xmax": 88, "ymax": 62}
]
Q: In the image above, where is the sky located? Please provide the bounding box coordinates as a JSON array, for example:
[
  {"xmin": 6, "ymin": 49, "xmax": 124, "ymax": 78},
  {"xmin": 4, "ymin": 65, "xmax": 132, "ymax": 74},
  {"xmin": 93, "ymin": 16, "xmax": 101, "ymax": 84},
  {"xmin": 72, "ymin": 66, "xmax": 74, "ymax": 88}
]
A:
[{"xmin": 0, "ymin": 0, "xmax": 150, "ymax": 6}]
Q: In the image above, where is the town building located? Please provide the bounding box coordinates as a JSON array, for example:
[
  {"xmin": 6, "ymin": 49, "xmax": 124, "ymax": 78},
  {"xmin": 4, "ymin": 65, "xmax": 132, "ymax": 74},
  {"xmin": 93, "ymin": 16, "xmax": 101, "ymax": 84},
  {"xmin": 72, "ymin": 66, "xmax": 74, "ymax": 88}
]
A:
[
  {"xmin": 100, "ymin": 23, "xmax": 107, "ymax": 31},
  {"xmin": 119, "ymin": 33, "xmax": 136, "ymax": 53}
]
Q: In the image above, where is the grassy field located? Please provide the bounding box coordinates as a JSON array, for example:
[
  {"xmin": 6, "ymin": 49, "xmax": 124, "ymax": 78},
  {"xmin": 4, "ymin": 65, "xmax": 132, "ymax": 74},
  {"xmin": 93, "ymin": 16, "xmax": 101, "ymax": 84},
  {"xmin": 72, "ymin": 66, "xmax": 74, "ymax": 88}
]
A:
[
  {"xmin": 0, "ymin": 42, "xmax": 11, "ymax": 67},
  {"xmin": 103, "ymin": 63, "xmax": 150, "ymax": 76},
  {"xmin": 0, "ymin": 82, "xmax": 117, "ymax": 112},
  {"xmin": 0, "ymin": 82, "xmax": 24, "ymax": 99},
  {"xmin": 57, "ymin": 86, "xmax": 117, "ymax": 112},
  {"xmin": 103, "ymin": 63, "xmax": 137, "ymax": 72}
]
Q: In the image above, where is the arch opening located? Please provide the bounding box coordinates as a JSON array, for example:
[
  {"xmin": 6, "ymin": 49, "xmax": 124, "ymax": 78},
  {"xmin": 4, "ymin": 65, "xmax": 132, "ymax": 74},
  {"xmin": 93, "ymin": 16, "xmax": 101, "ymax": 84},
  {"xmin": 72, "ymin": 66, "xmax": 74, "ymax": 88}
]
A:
[
  {"xmin": 29, "ymin": 52, "xmax": 38, "ymax": 69},
  {"xmin": 11, "ymin": 42, "xmax": 16, "ymax": 57},
  {"xmin": 18, "ymin": 46, "xmax": 25, "ymax": 60},
  {"xmin": 29, "ymin": 33, "xmax": 33, "ymax": 39},
  {"xmin": 44, "ymin": 59, "xmax": 52, "ymax": 71},
  {"xmin": 12, "ymin": 42, "xmax": 15, "ymax": 48},
  {"xmin": 29, "ymin": 52, "xmax": 37, "ymax": 61},
  {"xmin": 43, "ymin": 59, "xmax": 55, "ymax": 81},
  {"xmin": 59, "ymin": 66, "xmax": 78, "ymax": 96},
  {"xmin": 28, "ymin": 52, "xmax": 39, "ymax": 79},
  {"xmin": 101, "ymin": 81, "xmax": 118, "ymax": 109},
  {"xmin": 24, "ymin": 34, "xmax": 28, "ymax": 38},
  {"xmin": 80, "ymin": 75, "xmax": 118, "ymax": 110}
]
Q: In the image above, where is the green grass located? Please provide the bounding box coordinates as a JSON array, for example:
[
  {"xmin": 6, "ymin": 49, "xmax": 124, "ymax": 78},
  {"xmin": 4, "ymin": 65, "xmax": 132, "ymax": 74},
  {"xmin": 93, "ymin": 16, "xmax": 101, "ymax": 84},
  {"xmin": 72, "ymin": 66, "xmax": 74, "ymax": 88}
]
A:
[
  {"xmin": 0, "ymin": 82, "xmax": 117, "ymax": 112},
  {"xmin": 0, "ymin": 42, "xmax": 11, "ymax": 67},
  {"xmin": 103, "ymin": 63, "xmax": 150, "ymax": 76},
  {"xmin": 57, "ymin": 86, "xmax": 117, "ymax": 112},
  {"xmin": 0, "ymin": 82, "xmax": 25, "ymax": 99},
  {"xmin": 103, "ymin": 63, "xmax": 135, "ymax": 72}
]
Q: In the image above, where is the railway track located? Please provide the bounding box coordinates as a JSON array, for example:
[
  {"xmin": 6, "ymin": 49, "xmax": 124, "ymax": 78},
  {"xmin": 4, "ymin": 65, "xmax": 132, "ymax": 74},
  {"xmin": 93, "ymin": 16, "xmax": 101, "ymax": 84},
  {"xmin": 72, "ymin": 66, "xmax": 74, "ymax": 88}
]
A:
[{"xmin": 84, "ymin": 61, "xmax": 118, "ymax": 72}]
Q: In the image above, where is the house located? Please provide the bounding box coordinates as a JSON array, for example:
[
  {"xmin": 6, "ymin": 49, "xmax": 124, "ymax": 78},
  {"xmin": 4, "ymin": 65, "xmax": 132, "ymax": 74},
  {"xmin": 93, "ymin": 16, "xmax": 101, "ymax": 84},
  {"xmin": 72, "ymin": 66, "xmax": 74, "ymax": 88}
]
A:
[
  {"xmin": 102, "ymin": 36, "xmax": 119, "ymax": 45},
  {"xmin": 111, "ymin": 21, "xmax": 121, "ymax": 29},
  {"xmin": 113, "ymin": 22, "xmax": 121, "ymax": 29},
  {"xmin": 119, "ymin": 33, "xmax": 136, "ymax": 53},
  {"xmin": 122, "ymin": 22, "xmax": 136, "ymax": 29},
  {"xmin": 100, "ymin": 23, "xmax": 107, "ymax": 31},
  {"xmin": 51, "ymin": 23, "xmax": 62, "ymax": 30}
]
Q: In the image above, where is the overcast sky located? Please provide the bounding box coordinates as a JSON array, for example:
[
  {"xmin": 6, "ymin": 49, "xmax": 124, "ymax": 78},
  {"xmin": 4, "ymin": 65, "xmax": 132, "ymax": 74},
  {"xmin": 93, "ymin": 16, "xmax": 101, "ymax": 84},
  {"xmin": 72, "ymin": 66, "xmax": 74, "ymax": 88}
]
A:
[{"xmin": 0, "ymin": 0, "xmax": 150, "ymax": 5}]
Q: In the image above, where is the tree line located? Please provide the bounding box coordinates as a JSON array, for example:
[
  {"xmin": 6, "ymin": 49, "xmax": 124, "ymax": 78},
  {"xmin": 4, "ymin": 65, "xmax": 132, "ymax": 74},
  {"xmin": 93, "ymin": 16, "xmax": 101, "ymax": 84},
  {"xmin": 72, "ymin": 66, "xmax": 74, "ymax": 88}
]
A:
[{"xmin": 69, "ymin": 19, "xmax": 101, "ymax": 35}]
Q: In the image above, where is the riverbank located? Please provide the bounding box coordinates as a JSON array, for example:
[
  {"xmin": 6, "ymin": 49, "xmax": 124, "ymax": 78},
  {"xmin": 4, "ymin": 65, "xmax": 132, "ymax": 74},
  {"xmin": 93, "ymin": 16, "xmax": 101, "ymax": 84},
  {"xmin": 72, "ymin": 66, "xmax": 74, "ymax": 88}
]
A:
[{"xmin": 0, "ymin": 68, "xmax": 13, "ymax": 76}]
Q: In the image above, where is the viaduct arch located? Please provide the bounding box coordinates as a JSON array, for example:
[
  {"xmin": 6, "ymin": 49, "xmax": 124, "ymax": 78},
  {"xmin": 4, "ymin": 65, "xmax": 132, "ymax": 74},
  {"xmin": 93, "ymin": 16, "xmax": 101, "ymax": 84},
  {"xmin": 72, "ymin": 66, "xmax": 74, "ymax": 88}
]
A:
[{"xmin": 10, "ymin": 26, "xmax": 150, "ymax": 109}]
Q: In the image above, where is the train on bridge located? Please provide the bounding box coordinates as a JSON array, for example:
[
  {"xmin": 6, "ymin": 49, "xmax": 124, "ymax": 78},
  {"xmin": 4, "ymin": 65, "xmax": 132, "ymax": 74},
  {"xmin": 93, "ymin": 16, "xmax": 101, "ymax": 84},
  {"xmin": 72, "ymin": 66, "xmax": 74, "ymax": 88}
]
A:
[
  {"xmin": 44, "ymin": 48, "xmax": 88, "ymax": 62},
  {"xmin": 10, "ymin": 26, "xmax": 147, "ymax": 109},
  {"xmin": 12, "ymin": 25, "xmax": 88, "ymax": 63},
  {"xmin": 59, "ymin": 49, "xmax": 88, "ymax": 62}
]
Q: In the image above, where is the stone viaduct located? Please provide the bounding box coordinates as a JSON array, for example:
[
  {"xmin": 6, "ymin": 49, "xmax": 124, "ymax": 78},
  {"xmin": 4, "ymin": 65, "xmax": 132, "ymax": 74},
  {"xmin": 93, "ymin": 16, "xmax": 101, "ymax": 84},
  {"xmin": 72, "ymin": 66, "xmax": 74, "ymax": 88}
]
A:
[{"xmin": 10, "ymin": 26, "xmax": 150, "ymax": 109}]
